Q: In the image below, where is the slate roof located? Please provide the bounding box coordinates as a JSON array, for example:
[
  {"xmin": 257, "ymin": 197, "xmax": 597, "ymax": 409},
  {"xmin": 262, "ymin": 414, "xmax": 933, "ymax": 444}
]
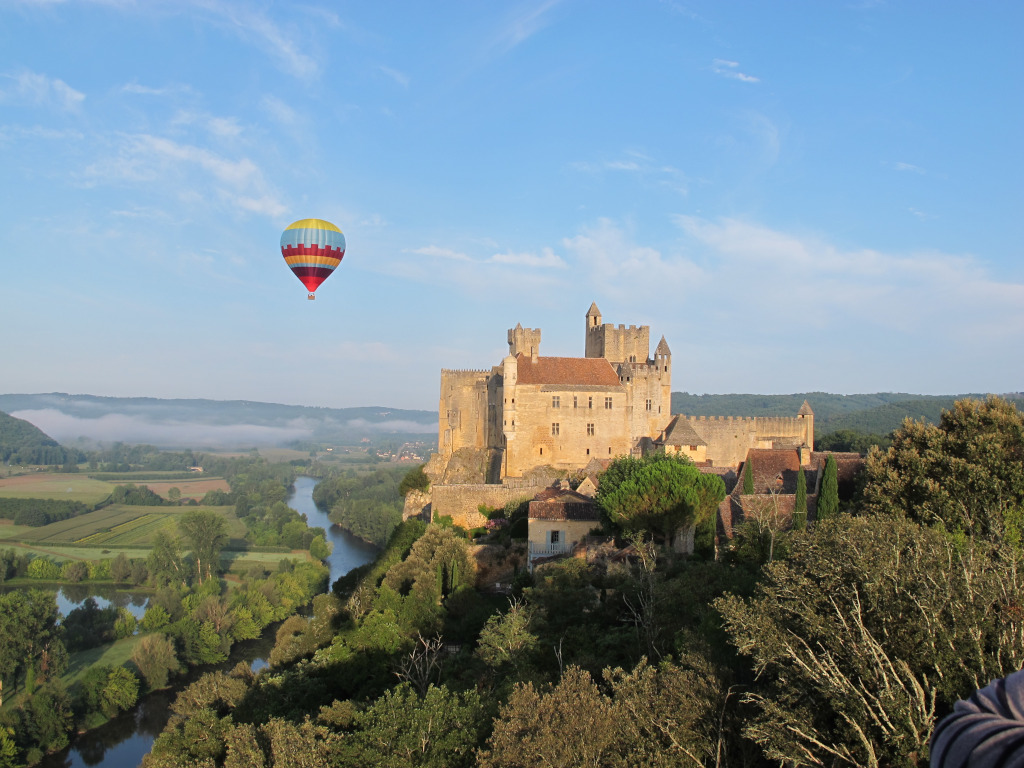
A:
[
  {"xmin": 515, "ymin": 354, "xmax": 622, "ymax": 387},
  {"xmin": 741, "ymin": 448, "xmax": 804, "ymax": 494},
  {"xmin": 529, "ymin": 487, "xmax": 600, "ymax": 521},
  {"xmin": 660, "ymin": 416, "xmax": 707, "ymax": 447}
]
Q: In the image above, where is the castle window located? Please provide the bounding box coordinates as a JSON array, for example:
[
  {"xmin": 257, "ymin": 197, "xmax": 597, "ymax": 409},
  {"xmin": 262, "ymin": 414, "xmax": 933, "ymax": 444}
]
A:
[
  {"xmin": 586, "ymin": 448, "xmax": 590, "ymax": 455},
  {"xmin": 587, "ymin": 423, "xmax": 595, "ymax": 436},
  {"xmin": 605, "ymin": 397, "xmax": 613, "ymax": 409},
  {"xmin": 588, "ymin": 396, "xmax": 593, "ymax": 409},
  {"xmin": 645, "ymin": 399, "xmax": 652, "ymax": 411},
  {"xmin": 540, "ymin": 447, "xmax": 543, "ymax": 455},
  {"xmin": 573, "ymin": 396, "xmax": 578, "ymax": 408},
  {"xmin": 552, "ymin": 423, "xmax": 560, "ymax": 436},
  {"xmin": 549, "ymin": 530, "xmax": 560, "ymax": 544},
  {"xmin": 552, "ymin": 396, "xmax": 560, "ymax": 408}
]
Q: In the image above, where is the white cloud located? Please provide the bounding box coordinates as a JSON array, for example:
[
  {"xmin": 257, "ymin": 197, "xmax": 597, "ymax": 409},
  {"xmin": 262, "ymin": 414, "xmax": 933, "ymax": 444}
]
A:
[
  {"xmin": 83, "ymin": 133, "xmax": 286, "ymax": 217},
  {"xmin": 672, "ymin": 215, "xmax": 1024, "ymax": 340},
  {"xmin": 410, "ymin": 245, "xmax": 472, "ymax": 261},
  {"xmin": 570, "ymin": 151, "xmax": 689, "ymax": 194},
  {"xmin": 193, "ymin": 0, "xmax": 322, "ymax": 80},
  {"xmin": 491, "ymin": 247, "xmax": 566, "ymax": 268},
  {"xmin": 0, "ymin": 70, "xmax": 85, "ymax": 111},
  {"xmin": 711, "ymin": 58, "xmax": 760, "ymax": 83},
  {"xmin": 491, "ymin": 0, "xmax": 562, "ymax": 53},
  {"xmin": 893, "ymin": 161, "xmax": 926, "ymax": 174},
  {"xmin": 562, "ymin": 219, "xmax": 706, "ymax": 302},
  {"xmin": 379, "ymin": 65, "xmax": 410, "ymax": 88},
  {"xmin": 261, "ymin": 94, "xmax": 299, "ymax": 125}
]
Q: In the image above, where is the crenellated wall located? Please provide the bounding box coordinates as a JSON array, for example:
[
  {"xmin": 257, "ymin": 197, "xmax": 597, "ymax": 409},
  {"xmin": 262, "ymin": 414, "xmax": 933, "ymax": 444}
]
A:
[{"xmin": 683, "ymin": 414, "xmax": 813, "ymax": 467}]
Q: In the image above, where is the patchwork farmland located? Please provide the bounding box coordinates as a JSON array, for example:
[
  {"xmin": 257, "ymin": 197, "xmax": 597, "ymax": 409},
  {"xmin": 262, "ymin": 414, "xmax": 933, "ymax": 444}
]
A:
[{"xmin": 2, "ymin": 504, "xmax": 241, "ymax": 547}]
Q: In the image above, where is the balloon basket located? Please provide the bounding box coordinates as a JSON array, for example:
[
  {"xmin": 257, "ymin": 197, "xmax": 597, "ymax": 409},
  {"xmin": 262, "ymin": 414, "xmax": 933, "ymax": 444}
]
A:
[{"xmin": 307, "ymin": 293, "xmax": 316, "ymax": 300}]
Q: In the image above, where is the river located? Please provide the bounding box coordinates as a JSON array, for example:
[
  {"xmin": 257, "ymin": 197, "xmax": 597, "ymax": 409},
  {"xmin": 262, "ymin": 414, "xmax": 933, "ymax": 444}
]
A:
[{"xmin": 34, "ymin": 476, "xmax": 377, "ymax": 768}]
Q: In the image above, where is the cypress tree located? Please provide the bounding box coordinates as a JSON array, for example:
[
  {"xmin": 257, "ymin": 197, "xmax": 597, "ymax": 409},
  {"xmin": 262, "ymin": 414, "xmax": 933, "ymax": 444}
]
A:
[
  {"xmin": 817, "ymin": 454, "xmax": 839, "ymax": 521},
  {"xmin": 793, "ymin": 467, "xmax": 807, "ymax": 530},
  {"xmin": 743, "ymin": 460, "xmax": 754, "ymax": 495}
]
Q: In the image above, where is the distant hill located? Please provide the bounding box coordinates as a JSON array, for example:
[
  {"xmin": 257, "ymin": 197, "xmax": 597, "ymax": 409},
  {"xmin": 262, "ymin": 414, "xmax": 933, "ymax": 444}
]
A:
[
  {"xmin": 5, "ymin": 392, "xmax": 1021, "ymax": 454},
  {"xmin": 671, "ymin": 391, "xmax": 1024, "ymax": 437},
  {"xmin": 0, "ymin": 393, "xmax": 438, "ymax": 451},
  {"xmin": 0, "ymin": 409, "xmax": 78, "ymax": 465}
]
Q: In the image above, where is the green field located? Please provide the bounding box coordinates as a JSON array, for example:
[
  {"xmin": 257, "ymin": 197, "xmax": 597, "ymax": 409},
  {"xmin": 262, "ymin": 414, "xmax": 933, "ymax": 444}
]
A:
[
  {"xmin": 0, "ymin": 504, "xmax": 242, "ymax": 547},
  {"xmin": 0, "ymin": 473, "xmax": 115, "ymax": 504}
]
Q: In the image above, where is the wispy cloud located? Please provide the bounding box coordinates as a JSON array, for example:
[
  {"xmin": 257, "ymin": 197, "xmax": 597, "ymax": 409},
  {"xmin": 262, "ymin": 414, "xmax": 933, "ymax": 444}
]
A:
[
  {"xmin": 491, "ymin": 248, "xmax": 566, "ymax": 268},
  {"xmin": 562, "ymin": 219, "xmax": 706, "ymax": 302},
  {"xmin": 711, "ymin": 58, "xmax": 760, "ymax": 83},
  {"xmin": 672, "ymin": 215, "xmax": 1024, "ymax": 340},
  {"xmin": 0, "ymin": 69, "xmax": 85, "ymax": 111},
  {"xmin": 571, "ymin": 150, "xmax": 689, "ymax": 194},
  {"xmin": 83, "ymin": 133, "xmax": 286, "ymax": 217},
  {"xmin": 193, "ymin": 0, "xmax": 323, "ymax": 80},
  {"xmin": 892, "ymin": 161, "xmax": 926, "ymax": 174},
  {"xmin": 410, "ymin": 245, "xmax": 473, "ymax": 261},
  {"xmin": 379, "ymin": 65, "xmax": 410, "ymax": 88},
  {"xmin": 491, "ymin": 0, "xmax": 562, "ymax": 54}
]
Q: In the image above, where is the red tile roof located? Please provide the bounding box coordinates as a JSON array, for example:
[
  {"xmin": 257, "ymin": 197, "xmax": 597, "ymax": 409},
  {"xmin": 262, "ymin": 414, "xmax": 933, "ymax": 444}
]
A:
[{"xmin": 515, "ymin": 354, "xmax": 622, "ymax": 387}]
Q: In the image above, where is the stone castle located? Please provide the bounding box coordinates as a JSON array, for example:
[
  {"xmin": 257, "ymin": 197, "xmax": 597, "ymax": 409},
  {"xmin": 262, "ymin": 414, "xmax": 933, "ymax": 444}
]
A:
[{"xmin": 420, "ymin": 303, "xmax": 816, "ymax": 529}]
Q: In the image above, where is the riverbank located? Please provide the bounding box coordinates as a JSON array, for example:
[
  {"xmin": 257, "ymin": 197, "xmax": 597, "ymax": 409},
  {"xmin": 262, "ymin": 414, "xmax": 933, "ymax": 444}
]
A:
[{"xmin": 12, "ymin": 475, "xmax": 378, "ymax": 768}]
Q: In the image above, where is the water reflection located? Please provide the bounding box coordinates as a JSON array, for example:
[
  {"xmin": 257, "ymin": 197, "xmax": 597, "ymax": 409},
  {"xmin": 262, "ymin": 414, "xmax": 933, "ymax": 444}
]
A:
[
  {"xmin": 56, "ymin": 585, "xmax": 149, "ymax": 621},
  {"xmin": 28, "ymin": 476, "xmax": 377, "ymax": 768}
]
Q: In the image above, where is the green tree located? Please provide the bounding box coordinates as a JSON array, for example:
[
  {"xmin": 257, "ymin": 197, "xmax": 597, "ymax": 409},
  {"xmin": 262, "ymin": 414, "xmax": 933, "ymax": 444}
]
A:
[
  {"xmin": 399, "ymin": 464, "xmax": 430, "ymax": 497},
  {"xmin": 147, "ymin": 531, "xmax": 185, "ymax": 587},
  {"xmin": 862, "ymin": 396, "xmax": 1024, "ymax": 541},
  {"xmin": 597, "ymin": 454, "xmax": 725, "ymax": 550},
  {"xmin": 130, "ymin": 633, "xmax": 181, "ymax": 690},
  {"xmin": 793, "ymin": 466, "xmax": 807, "ymax": 530},
  {"xmin": 100, "ymin": 666, "xmax": 139, "ymax": 718},
  {"xmin": 351, "ymin": 683, "xmax": 487, "ymax": 768},
  {"xmin": 816, "ymin": 453, "xmax": 839, "ymax": 521},
  {"xmin": 309, "ymin": 534, "xmax": 332, "ymax": 560},
  {"xmin": 110, "ymin": 552, "xmax": 132, "ymax": 582},
  {"xmin": 742, "ymin": 458, "xmax": 754, "ymax": 494},
  {"xmin": 716, "ymin": 514, "xmax": 1024, "ymax": 768},
  {"xmin": 167, "ymin": 487, "xmax": 181, "ymax": 503},
  {"xmin": 178, "ymin": 510, "xmax": 229, "ymax": 584}
]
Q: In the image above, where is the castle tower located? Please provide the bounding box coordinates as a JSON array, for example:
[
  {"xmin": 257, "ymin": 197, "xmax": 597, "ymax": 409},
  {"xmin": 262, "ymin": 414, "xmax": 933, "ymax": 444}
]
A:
[
  {"xmin": 585, "ymin": 303, "xmax": 603, "ymax": 358},
  {"xmin": 507, "ymin": 323, "xmax": 541, "ymax": 361},
  {"xmin": 797, "ymin": 400, "xmax": 815, "ymax": 459}
]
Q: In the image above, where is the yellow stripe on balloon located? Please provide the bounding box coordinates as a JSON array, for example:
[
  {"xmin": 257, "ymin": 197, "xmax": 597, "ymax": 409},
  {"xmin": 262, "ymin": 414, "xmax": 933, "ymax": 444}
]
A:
[{"xmin": 284, "ymin": 218, "xmax": 342, "ymax": 233}]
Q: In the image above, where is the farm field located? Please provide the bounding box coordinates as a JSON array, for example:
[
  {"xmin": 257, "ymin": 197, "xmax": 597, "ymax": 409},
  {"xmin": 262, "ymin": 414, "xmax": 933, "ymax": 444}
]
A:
[
  {"xmin": 0, "ymin": 504, "xmax": 241, "ymax": 547},
  {"xmin": 0, "ymin": 473, "xmax": 114, "ymax": 504},
  {"xmin": 141, "ymin": 477, "xmax": 230, "ymax": 501}
]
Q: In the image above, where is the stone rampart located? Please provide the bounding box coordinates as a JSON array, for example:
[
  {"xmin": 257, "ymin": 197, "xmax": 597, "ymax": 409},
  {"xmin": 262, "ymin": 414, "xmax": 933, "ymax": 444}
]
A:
[{"xmin": 430, "ymin": 484, "xmax": 536, "ymax": 530}]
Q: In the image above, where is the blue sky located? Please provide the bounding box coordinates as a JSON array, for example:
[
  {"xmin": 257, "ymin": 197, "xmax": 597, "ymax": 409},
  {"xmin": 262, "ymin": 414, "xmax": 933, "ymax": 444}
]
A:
[{"xmin": 1, "ymin": 0, "xmax": 1021, "ymax": 412}]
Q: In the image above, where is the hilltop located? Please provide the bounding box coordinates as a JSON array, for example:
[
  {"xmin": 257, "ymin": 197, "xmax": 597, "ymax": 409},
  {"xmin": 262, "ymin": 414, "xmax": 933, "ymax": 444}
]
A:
[
  {"xmin": 0, "ymin": 393, "xmax": 437, "ymax": 450},
  {"xmin": 671, "ymin": 391, "xmax": 1024, "ymax": 436},
  {"xmin": 0, "ymin": 409, "xmax": 78, "ymax": 465}
]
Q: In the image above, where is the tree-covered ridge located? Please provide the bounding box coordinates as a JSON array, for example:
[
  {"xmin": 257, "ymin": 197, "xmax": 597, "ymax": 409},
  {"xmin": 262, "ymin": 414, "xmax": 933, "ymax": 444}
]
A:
[
  {"xmin": 313, "ymin": 466, "xmax": 406, "ymax": 547},
  {"xmin": 125, "ymin": 396, "xmax": 1024, "ymax": 768},
  {"xmin": 0, "ymin": 411, "xmax": 79, "ymax": 466},
  {"xmin": 671, "ymin": 391, "xmax": 1024, "ymax": 435}
]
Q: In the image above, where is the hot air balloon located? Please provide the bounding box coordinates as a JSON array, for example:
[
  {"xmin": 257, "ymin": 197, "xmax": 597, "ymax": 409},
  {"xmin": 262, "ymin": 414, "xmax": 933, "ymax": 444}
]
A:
[{"xmin": 280, "ymin": 218, "xmax": 346, "ymax": 300}]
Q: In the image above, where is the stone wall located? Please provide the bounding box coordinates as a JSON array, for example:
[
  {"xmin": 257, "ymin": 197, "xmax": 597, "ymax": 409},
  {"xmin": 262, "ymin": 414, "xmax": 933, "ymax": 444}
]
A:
[
  {"xmin": 430, "ymin": 484, "xmax": 537, "ymax": 530},
  {"xmin": 503, "ymin": 383, "xmax": 633, "ymax": 477},
  {"xmin": 685, "ymin": 415, "xmax": 812, "ymax": 467},
  {"xmin": 438, "ymin": 369, "xmax": 489, "ymax": 459}
]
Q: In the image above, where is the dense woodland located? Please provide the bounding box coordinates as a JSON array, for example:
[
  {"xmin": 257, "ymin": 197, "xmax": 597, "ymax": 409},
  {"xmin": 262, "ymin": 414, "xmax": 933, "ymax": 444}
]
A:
[
  {"xmin": 1, "ymin": 396, "xmax": 1022, "ymax": 766},
  {"xmin": 123, "ymin": 396, "xmax": 1023, "ymax": 768}
]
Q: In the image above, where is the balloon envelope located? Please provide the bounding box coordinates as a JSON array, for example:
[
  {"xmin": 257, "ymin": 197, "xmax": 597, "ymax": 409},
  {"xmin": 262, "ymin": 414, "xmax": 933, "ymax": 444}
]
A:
[{"xmin": 280, "ymin": 218, "xmax": 345, "ymax": 297}]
